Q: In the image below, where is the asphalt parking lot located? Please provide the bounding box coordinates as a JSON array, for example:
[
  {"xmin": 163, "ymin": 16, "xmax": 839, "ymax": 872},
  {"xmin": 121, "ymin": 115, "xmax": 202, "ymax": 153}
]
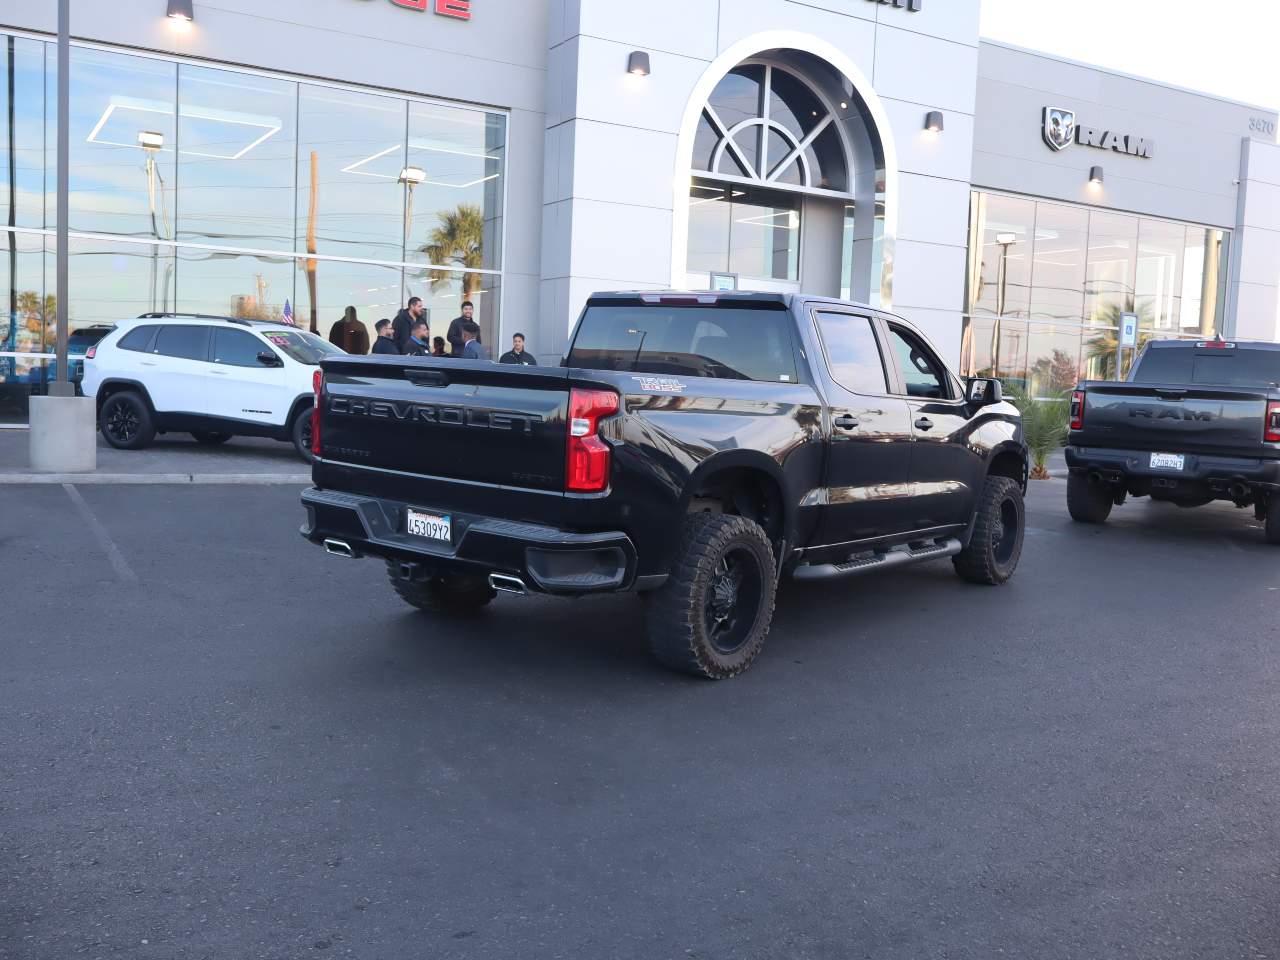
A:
[{"xmin": 3, "ymin": 479, "xmax": 1279, "ymax": 960}]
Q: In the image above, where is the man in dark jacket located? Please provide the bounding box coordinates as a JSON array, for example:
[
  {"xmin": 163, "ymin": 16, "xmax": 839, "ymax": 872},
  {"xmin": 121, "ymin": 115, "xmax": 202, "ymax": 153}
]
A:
[
  {"xmin": 458, "ymin": 321, "xmax": 488, "ymax": 360},
  {"xmin": 499, "ymin": 333, "xmax": 537, "ymax": 366},
  {"xmin": 391, "ymin": 297, "xmax": 424, "ymax": 354},
  {"xmin": 370, "ymin": 319, "xmax": 400, "ymax": 355},
  {"xmin": 446, "ymin": 300, "xmax": 477, "ymax": 356},
  {"xmin": 405, "ymin": 318, "xmax": 432, "ymax": 357}
]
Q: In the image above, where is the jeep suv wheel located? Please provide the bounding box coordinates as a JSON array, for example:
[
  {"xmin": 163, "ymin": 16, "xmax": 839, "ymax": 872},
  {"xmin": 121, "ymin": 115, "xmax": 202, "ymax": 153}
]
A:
[
  {"xmin": 644, "ymin": 513, "xmax": 777, "ymax": 679},
  {"xmin": 99, "ymin": 391, "xmax": 155, "ymax": 450},
  {"xmin": 1067, "ymin": 471, "xmax": 1113, "ymax": 524},
  {"xmin": 290, "ymin": 408, "xmax": 314, "ymax": 462},
  {"xmin": 954, "ymin": 476, "xmax": 1025, "ymax": 586},
  {"xmin": 386, "ymin": 562, "xmax": 495, "ymax": 613}
]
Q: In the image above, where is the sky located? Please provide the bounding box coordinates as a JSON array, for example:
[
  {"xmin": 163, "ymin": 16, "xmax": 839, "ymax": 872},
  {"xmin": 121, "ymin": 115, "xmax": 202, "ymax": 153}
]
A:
[{"xmin": 978, "ymin": 0, "xmax": 1280, "ymax": 114}]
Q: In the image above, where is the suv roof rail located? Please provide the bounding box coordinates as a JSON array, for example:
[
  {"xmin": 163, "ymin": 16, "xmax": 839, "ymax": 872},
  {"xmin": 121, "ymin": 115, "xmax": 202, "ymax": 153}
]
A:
[{"xmin": 135, "ymin": 312, "xmax": 250, "ymax": 325}]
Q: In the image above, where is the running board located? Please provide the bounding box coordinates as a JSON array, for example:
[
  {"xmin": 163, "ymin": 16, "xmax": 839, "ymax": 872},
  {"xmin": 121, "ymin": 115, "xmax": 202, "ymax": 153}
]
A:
[{"xmin": 792, "ymin": 537, "xmax": 963, "ymax": 581}]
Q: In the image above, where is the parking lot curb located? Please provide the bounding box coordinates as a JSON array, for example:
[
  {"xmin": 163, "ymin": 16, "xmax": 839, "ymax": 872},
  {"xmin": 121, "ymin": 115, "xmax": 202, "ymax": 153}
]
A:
[{"xmin": 0, "ymin": 472, "xmax": 311, "ymax": 485}]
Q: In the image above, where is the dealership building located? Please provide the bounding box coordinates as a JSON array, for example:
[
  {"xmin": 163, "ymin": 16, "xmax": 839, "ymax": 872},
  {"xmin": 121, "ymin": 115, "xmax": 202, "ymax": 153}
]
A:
[{"xmin": 1, "ymin": 0, "xmax": 1278, "ymax": 424}]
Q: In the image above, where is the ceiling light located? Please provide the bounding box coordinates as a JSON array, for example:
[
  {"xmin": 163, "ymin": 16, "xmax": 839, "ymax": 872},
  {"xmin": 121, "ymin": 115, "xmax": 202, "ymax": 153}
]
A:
[
  {"xmin": 924, "ymin": 110, "xmax": 944, "ymax": 133},
  {"xmin": 1089, "ymin": 165, "xmax": 1105, "ymax": 185},
  {"xmin": 399, "ymin": 166, "xmax": 426, "ymax": 185},
  {"xmin": 137, "ymin": 130, "xmax": 165, "ymax": 151},
  {"xmin": 166, "ymin": 0, "xmax": 193, "ymax": 21},
  {"xmin": 627, "ymin": 51, "xmax": 651, "ymax": 77}
]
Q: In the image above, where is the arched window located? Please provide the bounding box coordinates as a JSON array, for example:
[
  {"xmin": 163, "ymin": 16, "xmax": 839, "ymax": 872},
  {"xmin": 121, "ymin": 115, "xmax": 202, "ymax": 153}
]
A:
[{"xmin": 693, "ymin": 62, "xmax": 849, "ymax": 193}]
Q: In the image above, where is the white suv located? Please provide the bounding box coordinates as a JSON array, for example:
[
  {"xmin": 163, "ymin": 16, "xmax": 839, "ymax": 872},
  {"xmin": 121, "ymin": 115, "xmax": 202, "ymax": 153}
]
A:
[{"xmin": 81, "ymin": 314, "xmax": 344, "ymax": 461}]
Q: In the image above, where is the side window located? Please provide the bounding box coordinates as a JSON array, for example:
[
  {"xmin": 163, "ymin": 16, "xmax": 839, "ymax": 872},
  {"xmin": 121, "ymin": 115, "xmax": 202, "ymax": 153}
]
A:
[
  {"xmin": 153, "ymin": 325, "xmax": 211, "ymax": 362},
  {"xmin": 117, "ymin": 325, "xmax": 159, "ymax": 352},
  {"xmin": 814, "ymin": 311, "xmax": 888, "ymax": 395},
  {"xmin": 214, "ymin": 328, "xmax": 272, "ymax": 368},
  {"xmin": 888, "ymin": 326, "xmax": 950, "ymax": 400}
]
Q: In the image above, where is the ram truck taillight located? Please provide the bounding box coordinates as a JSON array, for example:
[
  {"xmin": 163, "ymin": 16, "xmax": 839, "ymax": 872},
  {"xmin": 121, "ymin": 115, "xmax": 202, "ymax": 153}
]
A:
[
  {"xmin": 1266, "ymin": 401, "xmax": 1280, "ymax": 444},
  {"xmin": 311, "ymin": 369, "xmax": 323, "ymax": 456},
  {"xmin": 566, "ymin": 388, "xmax": 619, "ymax": 492},
  {"xmin": 1070, "ymin": 390, "xmax": 1085, "ymax": 431}
]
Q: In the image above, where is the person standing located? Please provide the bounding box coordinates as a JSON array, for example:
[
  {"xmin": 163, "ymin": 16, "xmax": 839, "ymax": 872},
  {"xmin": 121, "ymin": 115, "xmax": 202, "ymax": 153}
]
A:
[
  {"xmin": 391, "ymin": 297, "xmax": 424, "ymax": 354},
  {"xmin": 499, "ymin": 332, "xmax": 537, "ymax": 366},
  {"xmin": 327, "ymin": 306, "xmax": 369, "ymax": 355},
  {"xmin": 459, "ymin": 321, "xmax": 488, "ymax": 360},
  {"xmin": 406, "ymin": 318, "xmax": 432, "ymax": 357},
  {"xmin": 371, "ymin": 318, "xmax": 400, "ymax": 355},
  {"xmin": 446, "ymin": 300, "xmax": 477, "ymax": 356},
  {"xmin": 432, "ymin": 336, "xmax": 448, "ymax": 357}
]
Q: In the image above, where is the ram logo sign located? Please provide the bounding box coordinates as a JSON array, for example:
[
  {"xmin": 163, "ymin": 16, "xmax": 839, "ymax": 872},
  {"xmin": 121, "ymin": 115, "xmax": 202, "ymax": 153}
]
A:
[{"xmin": 1042, "ymin": 107, "xmax": 1154, "ymax": 159}]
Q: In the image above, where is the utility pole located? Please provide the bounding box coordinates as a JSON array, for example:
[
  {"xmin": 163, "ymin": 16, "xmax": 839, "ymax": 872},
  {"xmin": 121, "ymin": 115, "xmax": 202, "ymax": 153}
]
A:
[{"xmin": 51, "ymin": 0, "xmax": 71, "ymax": 396}]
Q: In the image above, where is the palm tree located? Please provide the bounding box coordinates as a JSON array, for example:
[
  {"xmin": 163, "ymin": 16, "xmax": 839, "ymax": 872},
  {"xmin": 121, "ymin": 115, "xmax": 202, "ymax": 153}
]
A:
[{"xmin": 420, "ymin": 203, "xmax": 485, "ymax": 296}]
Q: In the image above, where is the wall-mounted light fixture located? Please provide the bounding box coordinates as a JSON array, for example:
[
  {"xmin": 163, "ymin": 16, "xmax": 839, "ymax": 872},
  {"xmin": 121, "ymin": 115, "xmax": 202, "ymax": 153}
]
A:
[
  {"xmin": 995, "ymin": 232, "xmax": 1016, "ymax": 246},
  {"xmin": 137, "ymin": 130, "xmax": 165, "ymax": 151},
  {"xmin": 627, "ymin": 51, "xmax": 651, "ymax": 77},
  {"xmin": 166, "ymin": 0, "xmax": 194, "ymax": 22},
  {"xmin": 398, "ymin": 166, "xmax": 426, "ymax": 186},
  {"xmin": 1089, "ymin": 165, "xmax": 1104, "ymax": 185},
  {"xmin": 924, "ymin": 110, "xmax": 944, "ymax": 133}
]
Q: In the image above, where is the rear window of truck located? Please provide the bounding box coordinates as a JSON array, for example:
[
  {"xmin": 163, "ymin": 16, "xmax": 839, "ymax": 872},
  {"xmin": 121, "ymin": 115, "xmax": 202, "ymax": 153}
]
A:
[
  {"xmin": 1132, "ymin": 346, "xmax": 1280, "ymax": 388},
  {"xmin": 567, "ymin": 305, "xmax": 799, "ymax": 383}
]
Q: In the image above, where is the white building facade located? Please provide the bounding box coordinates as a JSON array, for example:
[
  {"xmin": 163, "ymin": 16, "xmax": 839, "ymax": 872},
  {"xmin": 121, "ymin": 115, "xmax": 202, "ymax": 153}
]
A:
[{"xmin": 0, "ymin": 0, "xmax": 1275, "ymax": 422}]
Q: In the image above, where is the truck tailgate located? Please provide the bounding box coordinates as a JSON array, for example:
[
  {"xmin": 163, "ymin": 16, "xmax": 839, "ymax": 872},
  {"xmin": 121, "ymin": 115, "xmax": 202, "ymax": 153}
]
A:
[
  {"xmin": 317, "ymin": 357, "xmax": 570, "ymax": 492},
  {"xmin": 1078, "ymin": 382, "xmax": 1268, "ymax": 454}
]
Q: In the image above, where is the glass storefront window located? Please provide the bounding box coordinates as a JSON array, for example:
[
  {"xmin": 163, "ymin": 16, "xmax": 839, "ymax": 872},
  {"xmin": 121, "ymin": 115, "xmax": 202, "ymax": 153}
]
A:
[
  {"xmin": 1, "ymin": 37, "xmax": 49, "ymax": 229},
  {"xmin": 177, "ymin": 63, "xmax": 297, "ymax": 250},
  {"xmin": 62, "ymin": 237, "xmax": 176, "ymax": 326},
  {"xmin": 296, "ymin": 84, "xmax": 407, "ymax": 264},
  {"xmin": 686, "ymin": 179, "xmax": 799, "ymax": 281},
  {"xmin": 1025, "ymin": 322, "xmax": 1083, "ymax": 398},
  {"xmin": 403, "ymin": 267, "xmax": 500, "ymax": 352},
  {"xmin": 1029, "ymin": 202, "xmax": 1088, "ymax": 324},
  {"xmin": 1084, "ymin": 211, "xmax": 1138, "ymax": 328},
  {"xmin": 404, "ymin": 102, "xmax": 505, "ymax": 273},
  {"xmin": 50, "ymin": 45, "xmax": 176, "ymax": 238},
  {"xmin": 1179, "ymin": 227, "xmax": 1229, "ymax": 337},
  {"xmin": 177, "ymin": 248, "xmax": 294, "ymax": 322},
  {"xmin": 296, "ymin": 258, "xmax": 402, "ymax": 355},
  {"xmin": 1135, "ymin": 218, "xmax": 1185, "ymax": 332},
  {"xmin": 968, "ymin": 192, "xmax": 1034, "ymax": 318}
]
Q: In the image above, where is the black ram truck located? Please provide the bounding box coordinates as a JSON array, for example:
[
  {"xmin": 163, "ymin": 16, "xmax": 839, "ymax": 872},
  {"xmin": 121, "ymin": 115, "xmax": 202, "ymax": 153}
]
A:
[
  {"xmin": 301, "ymin": 292, "xmax": 1028, "ymax": 678},
  {"xmin": 1066, "ymin": 338, "xmax": 1280, "ymax": 543}
]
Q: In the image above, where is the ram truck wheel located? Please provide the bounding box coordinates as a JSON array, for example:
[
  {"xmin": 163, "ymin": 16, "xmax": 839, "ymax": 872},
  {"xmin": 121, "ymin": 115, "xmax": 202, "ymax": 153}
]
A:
[{"xmin": 1067, "ymin": 471, "xmax": 1113, "ymax": 524}]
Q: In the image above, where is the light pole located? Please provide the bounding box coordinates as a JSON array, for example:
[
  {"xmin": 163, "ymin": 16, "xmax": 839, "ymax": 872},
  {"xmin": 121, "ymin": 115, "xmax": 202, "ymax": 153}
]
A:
[
  {"xmin": 139, "ymin": 131, "xmax": 164, "ymax": 313},
  {"xmin": 992, "ymin": 232, "xmax": 1015, "ymax": 376},
  {"xmin": 399, "ymin": 165, "xmax": 425, "ymax": 256},
  {"xmin": 50, "ymin": 0, "xmax": 70, "ymax": 397}
]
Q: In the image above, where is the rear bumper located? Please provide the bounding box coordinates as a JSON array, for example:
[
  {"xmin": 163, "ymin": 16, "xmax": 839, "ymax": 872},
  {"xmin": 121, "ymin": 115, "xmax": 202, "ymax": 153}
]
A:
[
  {"xmin": 1066, "ymin": 446, "xmax": 1280, "ymax": 493},
  {"xmin": 300, "ymin": 486, "xmax": 638, "ymax": 596}
]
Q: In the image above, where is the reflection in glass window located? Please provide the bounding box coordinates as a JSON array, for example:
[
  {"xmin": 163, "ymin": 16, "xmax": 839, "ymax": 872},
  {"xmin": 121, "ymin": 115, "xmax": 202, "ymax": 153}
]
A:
[
  {"xmin": 61, "ymin": 238, "xmax": 176, "ymax": 325},
  {"xmin": 1, "ymin": 37, "xmax": 49, "ymax": 229},
  {"xmin": 50, "ymin": 45, "xmax": 176, "ymax": 237},
  {"xmin": 296, "ymin": 84, "xmax": 407, "ymax": 263},
  {"xmin": 0, "ymin": 231, "xmax": 49, "ymax": 358},
  {"xmin": 686, "ymin": 179, "xmax": 799, "ymax": 281},
  {"xmin": 1084, "ymin": 211, "xmax": 1138, "ymax": 328},
  {"xmin": 1029, "ymin": 202, "xmax": 1088, "ymax": 324},
  {"xmin": 815, "ymin": 311, "xmax": 887, "ymax": 395},
  {"xmin": 1179, "ymin": 228, "xmax": 1229, "ymax": 337},
  {"xmin": 1025, "ymin": 323, "xmax": 1083, "ymax": 398},
  {"xmin": 1136, "ymin": 218, "xmax": 1185, "ymax": 332},
  {"xmin": 296, "ymin": 258, "xmax": 402, "ymax": 354},
  {"xmin": 176, "ymin": 248, "xmax": 294, "ymax": 322},
  {"xmin": 403, "ymin": 267, "xmax": 500, "ymax": 351},
  {"xmin": 404, "ymin": 102, "xmax": 505, "ymax": 273},
  {"xmin": 177, "ymin": 63, "xmax": 297, "ymax": 249},
  {"xmin": 967, "ymin": 192, "xmax": 1033, "ymax": 318}
]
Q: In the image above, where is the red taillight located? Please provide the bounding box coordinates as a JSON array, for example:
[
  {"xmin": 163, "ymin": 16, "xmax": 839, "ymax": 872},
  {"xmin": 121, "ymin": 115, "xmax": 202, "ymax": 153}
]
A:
[
  {"xmin": 1266, "ymin": 401, "xmax": 1280, "ymax": 444},
  {"xmin": 1195, "ymin": 339, "xmax": 1236, "ymax": 350},
  {"xmin": 566, "ymin": 388, "xmax": 618, "ymax": 492},
  {"xmin": 85, "ymin": 346, "xmax": 97, "ymax": 360},
  {"xmin": 1070, "ymin": 390, "xmax": 1085, "ymax": 430},
  {"xmin": 311, "ymin": 369, "xmax": 323, "ymax": 456}
]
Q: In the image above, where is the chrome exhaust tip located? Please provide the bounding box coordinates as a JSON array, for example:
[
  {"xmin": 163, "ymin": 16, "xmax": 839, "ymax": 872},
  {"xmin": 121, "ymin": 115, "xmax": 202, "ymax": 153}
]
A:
[
  {"xmin": 323, "ymin": 538, "xmax": 356, "ymax": 559},
  {"xmin": 488, "ymin": 573, "xmax": 527, "ymax": 596}
]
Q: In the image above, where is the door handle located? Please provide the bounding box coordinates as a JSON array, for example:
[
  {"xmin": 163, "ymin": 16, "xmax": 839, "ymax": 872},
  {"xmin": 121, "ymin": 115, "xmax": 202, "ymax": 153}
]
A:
[
  {"xmin": 140, "ymin": 360, "xmax": 157, "ymax": 366},
  {"xmin": 914, "ymin": 417, "xmax": 934, "ymax": 431},
  {"xmin": 210, "ymin": 369, "xmax": 229, "ymax": 375},
  {"xmin": 833, "ymin": 414, "xmax": 860, "ymax": 430}
]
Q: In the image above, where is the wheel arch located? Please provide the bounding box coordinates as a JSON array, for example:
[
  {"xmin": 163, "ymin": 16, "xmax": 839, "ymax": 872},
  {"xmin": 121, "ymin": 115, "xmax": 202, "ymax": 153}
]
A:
[
  {"xmin": 95, "ymin": 379, "xmax": 156, "ymax": 416},
  {"xmin": 986, "ymin": 440, "xmax": 1029, "ymax": 493},
  {"xmin": 678, "ymin": 451, "xmax": 794, "ymax": 558},
  {"xmin": 286, "ymin": 392, "xmax": 314, "ymax": 428}
]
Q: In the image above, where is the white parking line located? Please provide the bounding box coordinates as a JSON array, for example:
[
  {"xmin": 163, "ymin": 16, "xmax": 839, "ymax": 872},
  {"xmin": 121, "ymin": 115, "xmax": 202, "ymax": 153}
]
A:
[{"xmin": 62, "ymin": 483, "xmax": 138, "ymax": 582}]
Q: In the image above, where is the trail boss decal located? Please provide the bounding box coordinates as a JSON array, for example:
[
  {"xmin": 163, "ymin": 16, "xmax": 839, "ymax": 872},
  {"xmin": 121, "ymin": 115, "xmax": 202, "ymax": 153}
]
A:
[{"xmin": 632, "ymin": 376, "xmax": 688, "ymax": 394}]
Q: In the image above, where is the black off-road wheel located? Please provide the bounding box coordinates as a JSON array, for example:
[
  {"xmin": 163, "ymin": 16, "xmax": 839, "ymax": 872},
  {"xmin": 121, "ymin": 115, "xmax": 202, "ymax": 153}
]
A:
[
  {"xmin": 385, "ymin": 561, "xmax": 495, "ymax": 614},
  {"xmin": 1265, "ymin": 492, "xmax": 1280, "ymax": 546},
  {"xmin": 191, "ymin": 431, "xmax": 232, "ymax": 445},
  {"xmin": 1067, "ymin": 471, "xmax": 1113, "ymax": 524},
  {"xmin": 954, "ymin": 476, "xmax": 1025, "ymax": 586},
  {"xmin": 290, "ymin": 409, "xmax": 314, "ymax": 462},
  {"xmin": 644, "ymin": 513, "xmax": 778, "ymax": 679},
  {"xmin": 99, "ymin": 391, "xmax": 155, "ymax": 450}
]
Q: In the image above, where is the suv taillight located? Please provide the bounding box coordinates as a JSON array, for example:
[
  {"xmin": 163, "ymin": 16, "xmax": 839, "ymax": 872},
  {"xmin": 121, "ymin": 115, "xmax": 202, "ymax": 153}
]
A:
[
  {"xmin": 1070, "ymin": 390, "xmax": 1085, "ymax": 430},
  {"xmin": 1267, "ymin": 401, "xmax": 1280, "ymax": 444},
  {"xmin": 85, "ymin": 346, "xmax": 97, "ymax": 360},
  {"xmin": 566, "ymin": 388, "xmax": 618, "ymax": 492},
  {"xmin": 311, "ymin": 369, "xmax": 323, "ymax": 456}
]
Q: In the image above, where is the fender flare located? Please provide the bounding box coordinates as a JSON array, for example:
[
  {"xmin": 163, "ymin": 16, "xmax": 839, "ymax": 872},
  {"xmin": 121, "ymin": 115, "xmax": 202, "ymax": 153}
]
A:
[
  {"xmin": 678, "ymin": 449, "xmax": 797, "ymax": 546},
  {"xmin": 95, "ymin": 379, "xmax": 156, "ymax": 416}
]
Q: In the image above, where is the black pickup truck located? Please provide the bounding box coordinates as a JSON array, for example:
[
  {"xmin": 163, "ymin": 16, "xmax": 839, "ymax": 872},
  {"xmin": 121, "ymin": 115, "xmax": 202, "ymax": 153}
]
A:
[
  {"xmin": 1066, "ymin": 339, "xmax": 1280, "ymax": 543},
  {"xmin": 300, "ymin": 292, "xmax": 1028, "ymax": 678}
]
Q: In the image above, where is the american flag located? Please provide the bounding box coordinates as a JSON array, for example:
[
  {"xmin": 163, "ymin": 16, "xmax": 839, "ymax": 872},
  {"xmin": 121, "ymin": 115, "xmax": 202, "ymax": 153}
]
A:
[{"xmin": 281, "ymin": 299, "xmax": 295, "ymax": 326}]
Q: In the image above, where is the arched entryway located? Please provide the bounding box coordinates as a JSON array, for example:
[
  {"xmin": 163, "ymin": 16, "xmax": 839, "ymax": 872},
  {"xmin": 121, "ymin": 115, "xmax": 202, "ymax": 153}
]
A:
[{"xmin": 672, "ymin": 34, "xmax": 896, "ymax": 306}]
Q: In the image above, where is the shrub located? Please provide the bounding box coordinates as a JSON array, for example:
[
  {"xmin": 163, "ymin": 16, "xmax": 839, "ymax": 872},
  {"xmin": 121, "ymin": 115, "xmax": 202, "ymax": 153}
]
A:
[{"xmin": 1006, "ymin": 387, "xmax": 1070, "ymax": 479}]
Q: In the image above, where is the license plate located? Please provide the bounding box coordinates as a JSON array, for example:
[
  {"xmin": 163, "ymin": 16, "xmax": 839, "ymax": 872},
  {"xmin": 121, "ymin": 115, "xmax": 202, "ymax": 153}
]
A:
[
  {"xmin": 406, "ymin": 508, "xmax": 452, "ymax": 543},
  {"xmin": 1150, "ymin": 452, "xmax": 1185, "ymax": 471}
]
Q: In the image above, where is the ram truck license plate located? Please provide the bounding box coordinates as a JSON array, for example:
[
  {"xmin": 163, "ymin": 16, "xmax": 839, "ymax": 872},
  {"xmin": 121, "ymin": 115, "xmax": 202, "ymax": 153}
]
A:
[
  {"xmin": 406, "ymin": 509, "xmax": 452, "ymax": 543},
  {"xmin": 1149, "ymin": 452, "xmax": 1185, "ymax": 471}
]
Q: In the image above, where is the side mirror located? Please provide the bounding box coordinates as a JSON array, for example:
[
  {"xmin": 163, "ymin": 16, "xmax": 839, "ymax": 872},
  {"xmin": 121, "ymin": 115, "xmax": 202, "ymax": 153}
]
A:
[
  {"xmin": 257, "ymin": 351, "xmax": 283, "ymax": 367},
  {"xmin": 966, "ymin": 377, "xmax": 1002, "ymax": 405}
]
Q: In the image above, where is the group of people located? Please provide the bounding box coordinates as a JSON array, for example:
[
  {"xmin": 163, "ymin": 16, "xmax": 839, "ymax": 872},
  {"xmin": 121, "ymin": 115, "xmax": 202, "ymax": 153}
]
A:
[{"xmin": 334, "ymin": 296, "xmax": 536, "ymax": 365}]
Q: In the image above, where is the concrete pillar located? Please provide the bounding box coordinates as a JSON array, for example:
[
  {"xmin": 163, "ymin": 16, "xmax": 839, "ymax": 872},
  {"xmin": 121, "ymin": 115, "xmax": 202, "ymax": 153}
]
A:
[{"xmin": 28, "ymin": 395, "xmax": 97, "ymax": 473}]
